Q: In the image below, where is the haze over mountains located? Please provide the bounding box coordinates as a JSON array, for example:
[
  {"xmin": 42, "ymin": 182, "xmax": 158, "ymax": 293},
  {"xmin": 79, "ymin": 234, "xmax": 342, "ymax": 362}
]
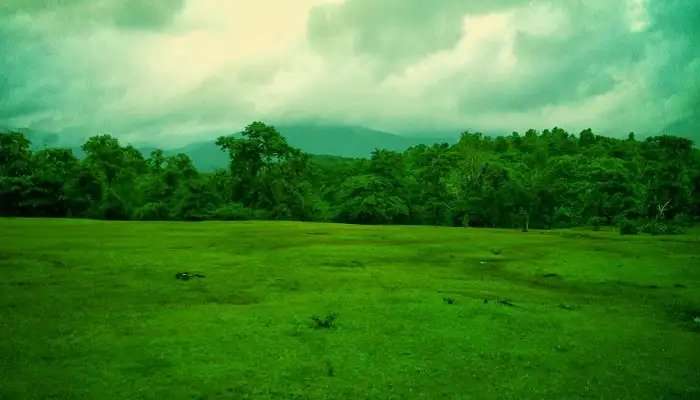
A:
[
  {"xmin": 5, "ymin": 124, "xmax": 459, "ymax": 171},
  {"xmin": 166, "ymin": 125, "xmax": 459, "ymax": 170}
]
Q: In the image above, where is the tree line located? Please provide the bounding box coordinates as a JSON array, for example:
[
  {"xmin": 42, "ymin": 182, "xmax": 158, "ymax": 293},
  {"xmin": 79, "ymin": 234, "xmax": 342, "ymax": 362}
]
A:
[{"xmin": 1, "ymin": 122, "xmax": 699, "ymax": 232}]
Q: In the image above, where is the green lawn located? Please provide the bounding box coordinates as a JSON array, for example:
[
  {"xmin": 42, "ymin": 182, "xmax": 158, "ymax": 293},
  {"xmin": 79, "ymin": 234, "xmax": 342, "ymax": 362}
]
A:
[{"xmin": 1, "ymin": 218, "xmax": 699, "ymax": 399}]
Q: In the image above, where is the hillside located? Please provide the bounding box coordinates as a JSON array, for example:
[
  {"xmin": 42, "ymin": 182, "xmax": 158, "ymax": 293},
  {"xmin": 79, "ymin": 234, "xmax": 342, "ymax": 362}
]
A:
[
  {"xmin": 3, "ymin": 124, "xmax": 458, "ymax": 170},
  {"xmin": 168, "ymin": 124, "xmax": 457, "ymax": 170}
]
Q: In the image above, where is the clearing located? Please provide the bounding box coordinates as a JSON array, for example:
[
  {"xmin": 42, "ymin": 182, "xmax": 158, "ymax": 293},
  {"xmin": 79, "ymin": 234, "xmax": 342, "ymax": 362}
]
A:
[{"xmin": 1, "ymin": 218, "xmax": 699, "ymax": 399}]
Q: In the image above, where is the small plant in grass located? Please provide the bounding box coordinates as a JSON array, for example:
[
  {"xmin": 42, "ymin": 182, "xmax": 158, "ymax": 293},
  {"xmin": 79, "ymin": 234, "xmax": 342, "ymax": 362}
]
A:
[
  {"xmin": 324, "ymin": 360, "xmax": 335, "ymax": 377},
  {"xmin": 443, "ymin": 297, "xmax": 456, "ymax": 305},
  {"xmin": 311, "ymin": 313, "xmax": 337, "ymax": 329},
  {"xmin": 490, "ymin": 248, "xmax": 503, "ymax": 256}
]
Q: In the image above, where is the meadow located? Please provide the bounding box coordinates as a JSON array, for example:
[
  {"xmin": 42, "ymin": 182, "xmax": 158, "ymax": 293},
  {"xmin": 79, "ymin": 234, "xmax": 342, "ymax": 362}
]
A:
[{"xmin": 1, "ymin": 218, "xmax": 699, "ymax": 399}]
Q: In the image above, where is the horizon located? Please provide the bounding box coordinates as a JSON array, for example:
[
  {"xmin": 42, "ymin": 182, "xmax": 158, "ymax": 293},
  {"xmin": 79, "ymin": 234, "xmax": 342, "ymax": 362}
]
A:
[
  {"xmin": 1, "ymin": 1, "xmax": 698, "ymax": 146},
  {"xmin": 6, "ymin": 121, "xmax": 693, "ymax": 153}
]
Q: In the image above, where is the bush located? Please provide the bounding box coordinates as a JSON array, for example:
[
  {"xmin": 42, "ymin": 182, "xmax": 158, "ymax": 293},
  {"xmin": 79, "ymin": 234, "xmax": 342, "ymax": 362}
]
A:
[
  {"xmin": 618, "ymin": 219, "xmax": 639, "ymax": 235},
  {"xmin": 588, "ymin": 216, "xmax": 606, "ymax": 231},
  {"xmin": 672, "ymin": 213, "xmax": 693, "ymax": 227},
  {"xmin": 134, "ymin": 202, "xmax": 169, "ymax": 220},
  {"xmin": 252, "ymin": 208, "xmax": 272, "ymax": 220},
  {"xmin": 552, "ymin": 207, "xmax": 579, "ymax": 228},
  {"xmin": 210, "ymin": 203, "xmax": 253, "ymax": 220},
  {"xmin": 310, "ymin": 313, "xmax": 337, "ymax": 329},
  {"xmin": 640, "ymin": 221, "xmax": 685, "ymax": 235}
]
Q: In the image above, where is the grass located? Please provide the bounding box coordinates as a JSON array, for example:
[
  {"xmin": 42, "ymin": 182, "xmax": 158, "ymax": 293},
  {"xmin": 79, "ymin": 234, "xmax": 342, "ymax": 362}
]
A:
[{"xmin": 1, "ymin": 218, "xmax": 699, "ymax": 399}]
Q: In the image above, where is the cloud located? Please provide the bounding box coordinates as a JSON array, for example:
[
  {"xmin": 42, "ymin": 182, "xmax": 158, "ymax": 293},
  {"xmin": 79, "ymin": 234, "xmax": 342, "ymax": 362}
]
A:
[
  {"xmin": 0, "ymin": 0, "xmax": 698, "ymax": 145},
  {"xmin": 0, "ymin": 0, "xmax": 186, "ymax": 30}
]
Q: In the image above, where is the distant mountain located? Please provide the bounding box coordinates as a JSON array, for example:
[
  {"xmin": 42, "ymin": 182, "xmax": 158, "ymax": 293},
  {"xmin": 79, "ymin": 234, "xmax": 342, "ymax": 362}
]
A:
[
  {"xmin": 276, "ymin": 124, "xmax": 455, "ymax": 157},
  {"xmin": 169, "ymin": 124, "xmax": 458, "ymax": 171},
  {"xmin": 3, "ymin": 124, "xmax": 459, "ymax": 171},
  {"xmin": 164, "ymin": 141, "xmax": 229, "ymax": 171},
  {"xmin": 0, "ymin": 127, "xmax": 63, "ymax": 149}
]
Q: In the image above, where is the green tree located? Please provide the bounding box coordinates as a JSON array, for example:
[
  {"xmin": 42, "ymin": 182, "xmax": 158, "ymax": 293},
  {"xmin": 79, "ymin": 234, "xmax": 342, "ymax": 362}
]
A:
[{"xmin": 216, "ymin": 122, "xmax": 312, "ymax": 218}]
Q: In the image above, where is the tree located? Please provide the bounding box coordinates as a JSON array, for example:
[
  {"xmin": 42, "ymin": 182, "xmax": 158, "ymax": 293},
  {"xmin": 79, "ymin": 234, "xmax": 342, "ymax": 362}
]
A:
[
  {"xmin": 0, "ymin": 123, "xmax": 697, "ymax": 230},
  {"xmin": 81, "ymin": 135, "xmax": 127, "ymax": 186},
  {"xmin": 335, "ymin": 174, "xmax": 409, "ymax": 224},
  {"xmin": 216, "ymin": 122, "xmax": 312, "ymax": 218},
  {"xmin": 0, "ymin": 131, "xmax": 33, "ymax": 178},
  {"xmin": 579, "ymin": 128, "xmax": 596, "ymax": 147},
  {"xmin": 640, "ymin": 136, "xmax": 694, "ymax": 220},
  {"xmin": 407, "ymin": 144, "xmax": 455, "ymax": 225},
  {"xmin": 23, "ymin": 148, "xmax": 80, "ymax": 216}
]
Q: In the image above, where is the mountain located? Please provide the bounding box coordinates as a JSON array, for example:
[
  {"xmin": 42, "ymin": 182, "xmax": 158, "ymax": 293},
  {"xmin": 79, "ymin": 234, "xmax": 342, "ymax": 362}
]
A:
[
  {"xmin": 3, "ymin": 124, "xmax": 459, "ymax": 171},
  {"xmin": 164, "ymin": 141, "xmax": 229, "ymax": 171},
  {"xmin": 0, "ymin": 127, "xmax": 63, "ymax": 149},
  {"xmin": 169, "ymin": 124, "xmax": 458, "ymax": 171},
  {"xmin": 276, "ymin": 124, "xmax": 454, "ymax": 156}
]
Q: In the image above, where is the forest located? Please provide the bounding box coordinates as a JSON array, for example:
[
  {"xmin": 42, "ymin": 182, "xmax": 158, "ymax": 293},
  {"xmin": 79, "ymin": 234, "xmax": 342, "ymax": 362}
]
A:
[{"xmin": 1, "ymin": 122, "xmax": 699, "ymax": 232}]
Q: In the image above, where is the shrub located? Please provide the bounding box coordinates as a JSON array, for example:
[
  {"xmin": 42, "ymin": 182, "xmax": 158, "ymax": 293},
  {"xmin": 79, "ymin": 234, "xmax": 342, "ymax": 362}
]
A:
[
  {"xmin": 588, "ymin": 216, "xmax": 606, "ymax": 231},
  {"xmin": 134, "ymin": 202, "xmax": 169, "ymax": 220},
  {"xmin": 672, "ymin": 213, "xmax": 693, "ymax": 227},
  {"xmin": 552, "ymin": 207, "xmax": 582, "ymax": 228},
  {"xmin": 210, "ymin": 203, "xmax": 253, "ymax": 220},
  {"xmin": 640, "ymin": 221, "xmax": 684, "ymax": 235},
  {"xmin": 252, "ymin": 208, "xmax": 272, "ymax": 220},
  {"xmin": 310, "ymin": 313, "xmax": 337, "ymax": 329},
  {"xmin": 618, "ymin": 219, "xmax": 638, "ymax": 235}
]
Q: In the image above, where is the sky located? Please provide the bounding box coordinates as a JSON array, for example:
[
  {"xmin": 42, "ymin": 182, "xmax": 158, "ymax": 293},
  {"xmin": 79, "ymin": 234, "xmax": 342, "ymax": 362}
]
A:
[{"xmin": 0, "ymin": 0, "xmax": 698, "ymax": 146}]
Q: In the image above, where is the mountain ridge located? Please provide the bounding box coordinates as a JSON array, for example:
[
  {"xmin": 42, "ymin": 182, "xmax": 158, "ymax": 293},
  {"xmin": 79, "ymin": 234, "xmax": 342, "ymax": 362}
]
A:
[{"xmin": 2, "ymin": 124, "xmax": 459, "ymax": 171}]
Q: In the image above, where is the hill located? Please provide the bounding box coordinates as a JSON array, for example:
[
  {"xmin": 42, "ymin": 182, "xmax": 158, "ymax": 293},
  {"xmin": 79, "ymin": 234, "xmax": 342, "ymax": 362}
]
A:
[
  {"xmin": 2, "ymin": 124, "xmax": 458, "ymax": 170},
  {"xmin": 168, "ymin": 124, "xmax": 457, "ymax": 170}
]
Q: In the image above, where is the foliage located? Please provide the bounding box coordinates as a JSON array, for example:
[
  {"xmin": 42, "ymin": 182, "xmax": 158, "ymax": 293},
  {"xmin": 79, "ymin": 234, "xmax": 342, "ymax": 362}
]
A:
[
  {"xmin": 619, "ymin": 219, "xmax": 639, "ymax": 235},
  {"xmin": 1, "ymin": 124, "xmax": 698, "ymax": 229},
  {"xmin": 639, "ymin": 221, "xmax": 685, "ymax": 235},
  {"xmin": 210, "ymin": 203, "xmax": 254, "ymax": 221},
  {"xmin": 310, "ymin": 313, "xmax": 337, "ymax": 329},
  {"xmin": 134, "ymin": 202, "xmax": 169, "ymax": 220}
]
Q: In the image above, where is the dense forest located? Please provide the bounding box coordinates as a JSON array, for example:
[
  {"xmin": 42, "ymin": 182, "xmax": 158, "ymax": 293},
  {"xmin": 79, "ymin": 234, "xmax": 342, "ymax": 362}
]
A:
[{"xmin": 1, "ymin": 122, "xmax": 699, "ymax": 233}]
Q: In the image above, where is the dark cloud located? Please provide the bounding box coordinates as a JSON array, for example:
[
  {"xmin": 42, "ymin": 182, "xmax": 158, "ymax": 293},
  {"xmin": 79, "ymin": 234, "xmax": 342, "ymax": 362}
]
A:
[
  {"xmin": 0, "ymin": 0, "xmax": 698, "ymax": 143},
  {"xmin": 307, "ymin": 0, "xmax": 524, "ymax": 74}
]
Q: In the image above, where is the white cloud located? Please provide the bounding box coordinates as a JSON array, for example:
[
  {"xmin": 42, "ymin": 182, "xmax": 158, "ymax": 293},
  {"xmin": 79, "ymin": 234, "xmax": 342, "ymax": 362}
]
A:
[{"xmin": 626, "ymin": 0, "xmax": 650, "ymax": 32}]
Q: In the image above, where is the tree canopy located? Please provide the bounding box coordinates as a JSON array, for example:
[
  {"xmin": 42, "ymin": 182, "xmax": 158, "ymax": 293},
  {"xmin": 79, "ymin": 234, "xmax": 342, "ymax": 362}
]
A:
[{"xmin": 1, "ymin": 122, "xmax": 698, "ymax": 231}]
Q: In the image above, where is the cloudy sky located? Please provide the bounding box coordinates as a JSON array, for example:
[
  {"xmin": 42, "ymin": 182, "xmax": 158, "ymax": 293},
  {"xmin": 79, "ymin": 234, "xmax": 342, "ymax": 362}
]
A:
[{"xmin": 1, "ymin": 0, "xmax": 698, "ymax": 145}]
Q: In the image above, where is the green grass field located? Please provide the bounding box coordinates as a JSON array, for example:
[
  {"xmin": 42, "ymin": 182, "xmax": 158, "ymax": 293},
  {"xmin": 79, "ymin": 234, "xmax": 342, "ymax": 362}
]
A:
[{"xmin": 1, "ymin": 218, "xmax": 699, "ymax": 399}]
